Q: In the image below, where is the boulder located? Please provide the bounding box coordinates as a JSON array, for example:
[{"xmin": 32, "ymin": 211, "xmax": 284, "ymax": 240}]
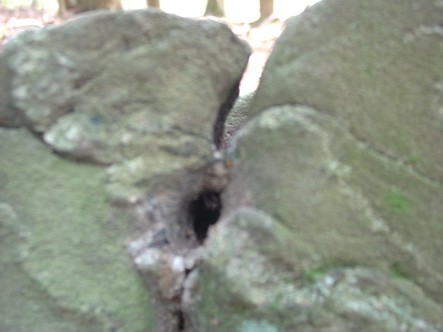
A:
[
  {"xmin": 0, "ymin": 9, "xmax": 250, "ymax": 332},
  {"xmin": 0, "ymin": 9, "xmax": 249, "ymax": 164},
  {"xmin": 196, "ymin": 0, "xmax": 443, "ymax": 330},
  {"xmin": 2, "ymin": 0, "xmax": 442, "ymax": 330},
  {"xmin": 0, "ymin": 128, "xmax": 154, "ymax": 332},
  {"xmin": 198, "ymin": 105, "xmax": 443, "ymax": 330},
  {"xmin": 249, "ymin": 0, "xmax": 443, "ymax": 182}
]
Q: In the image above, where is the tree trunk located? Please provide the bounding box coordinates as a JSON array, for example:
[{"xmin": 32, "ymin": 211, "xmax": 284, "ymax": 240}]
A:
[
  {"xmin": 57, "ymin": 0, "xmax": 77, "ymax": 16},
  {"xmin": 146, "ymin": 0, "xmax": 160, "ymax": 8},
  {"xmin": 259, "ymin": 0, "xmax": 274, "ymax": 20},
  {"xmin": 204, "ymin": 0, "xmax": 225, "ymax": 17},
  {"xmin": 73, "ymin": 0, "xmax": 122, "ymax": 13}
]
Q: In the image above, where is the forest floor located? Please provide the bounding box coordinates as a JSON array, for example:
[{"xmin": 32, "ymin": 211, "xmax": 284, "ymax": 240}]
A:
[{"xmin": 0, "ymin": 6, "xmax": 286, "ymax": 95}]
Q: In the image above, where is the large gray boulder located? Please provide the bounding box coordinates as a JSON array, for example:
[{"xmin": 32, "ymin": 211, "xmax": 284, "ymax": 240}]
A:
[
  {"xmin": 0, "ymin": 128, "xmax": 154, "ymax": 332},
  {"xmin": 0, "ymin": 9, "xmax": 249, "ymax": 164},
  {"xmin": 249, "ymin": 0, "xmax": 443, "ymax": 182},
  {"xmin": 0, "ymin": 9, "xmax": 250, "ymax": 332},
  {"xmin": 195, "ymin": 0, "xmax": 443, "ymax": 330},
  {"xmin": 2, "ymin": 0, "xmax": 442, "ymax": 330}
]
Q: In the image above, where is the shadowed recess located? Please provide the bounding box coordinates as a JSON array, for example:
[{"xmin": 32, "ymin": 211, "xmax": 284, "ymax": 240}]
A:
[{"xmin": 189, "ymin": 190, "xmax": 222, "ymax": 243}]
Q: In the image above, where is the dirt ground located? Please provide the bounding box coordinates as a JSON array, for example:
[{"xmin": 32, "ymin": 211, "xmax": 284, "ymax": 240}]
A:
[{"xmin": 0, "ymin": 6, "xmax": 285, "ymax": 94}]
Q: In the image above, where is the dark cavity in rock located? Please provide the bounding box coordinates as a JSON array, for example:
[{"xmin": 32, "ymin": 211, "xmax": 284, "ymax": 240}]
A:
[
  {"xmin": 177, "ymin": 310, "xmax": 185, "ymax": 331},
  {"xmin": 189, "ymin": 190, "xmax": 222, "ymax": 243}
]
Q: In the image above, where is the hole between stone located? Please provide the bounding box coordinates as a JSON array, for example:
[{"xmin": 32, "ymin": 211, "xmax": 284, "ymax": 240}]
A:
[
  {"xmin": 189, "ymin": 190, "xmax": 222, "ymax": 243},
  {"xmin": 177, "ymin": 309, "xmax": 185, "ymax": 331}
]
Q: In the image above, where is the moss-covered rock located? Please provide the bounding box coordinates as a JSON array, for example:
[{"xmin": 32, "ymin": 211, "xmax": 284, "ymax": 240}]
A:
[
  {"xmin": 2, "ymin": 0, "xmax": 442, "ymax": 330},
  {"xmin": 249, "ymin": 0, "xmax": 443, "ymax": 182},
  {"xmin": 223, "ymin": 91, "xmax": 255, "ymax": 146},
  {"xmin": 0, "ymin": 9, "xmax": 251, "ymax": 331},
  {"xmin": 195, "ymin": 0, "xmax": 443, "ymax": 327},
  {"xmin": 197, "ymin": 105, "xmax": 443, "ymax": 330},
  {"xmin": 0, "ymin": 9, "xmax": 250, "ymax": 164},
  {"xmin": 0, "ymin": 128, "xmax": 154, "ymax": 331}
]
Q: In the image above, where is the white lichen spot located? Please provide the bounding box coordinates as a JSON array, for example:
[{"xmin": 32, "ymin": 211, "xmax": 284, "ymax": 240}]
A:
[
  {"xmin": 134, "ymin": 248, "xmax": 162, "ymax": 270},
  {"xmin": 324, "ymin": 275, "xmax": 337, "ymax": 288},
  {"xmin": 65, "ymin": 125, "xmax": 82, "ymax": 140},
  {"xmin": 434, "ymin": 81, "xmax": 443, "ymax": 92},
  {"xmin": 12, "ymin": 85, "xmax": 28, "ymax": 99},
  {"xmin": 259, "ymin": 105, "xmax": 321, "ymax": 133},
  {"xmin": 416, "ymin": 25, "xmax": 443, "ymax": 36},
  {"xmin": 127, "ymin": 231, "xmax": 157, "ymax": 256},
  {"xmin": 403, "ymin": 24, "xmax": 443, "ymax": 42},
  {"xmin": 338, "ymin": 184, "xmax": 391, "ymax": 234},
  {"xmin": 391, "ymin": 232, "xmax": 417, "ymax": 255},
  {"xmin": 120, "ymin": 132, "xmax": 134, "ymax": 145},
  {"xmin": 239, "ymin": 320, "xmax": 279, "ymax": 332},
  {"xmin": 171, "ymin": 256, "xmax": 185, "ymax": 273},
  {"xmin": 370, "ymin": 217, "xmax": 390, "ymax": 233},
  {"xmin": 327, "ymin": 160, "xmax": 352, "ymax": 177},
  {"xmin": 257, "ymin": 111, "xmax": 285, "ymax": 129}
]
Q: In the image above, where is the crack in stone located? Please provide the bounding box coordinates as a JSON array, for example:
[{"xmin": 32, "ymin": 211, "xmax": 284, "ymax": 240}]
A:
[
  {"xmin": 127, "ymin": 155, "xmax": 232, "ymax": 332},
  {"xmin": 347, "ymin": 128, "xmax": 441, "ymax": 188},
  {"xmin": 252, "ymin": 103, "xmax": 441, "ymax": 188}
]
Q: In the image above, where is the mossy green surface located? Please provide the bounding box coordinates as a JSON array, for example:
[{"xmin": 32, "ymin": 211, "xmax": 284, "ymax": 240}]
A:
[
  {"xmin": 229, "ymin": 105, "xmax": 443, "ymax": 302},
  {"xmin": 204, "ymin": 103, "xmax": 443, "ymax": 329},
  {"xmin": 250, "ymin": 0, "xmax": 443, "ymax": 182},
  {"xmin": 235, "ymin": 0, "xmax": 443, "ymax": 318},
  {"xmin": 195, "ymin": 0, "xmax": 443, "ymax": 329},
  {"xmin": 229, "ymin": 106, "xmax": 399, "ymax": 266},
  {"xmin": 197, "ymin": 208, "xmax": 299, "ymax": 331},
  {"xmin": 332, "ymin": 128, "xmax": 443, "ymax": 303},
  {"xmin": 1, "ymin": 10, "xmax": 250, "ymax": 165},
  {"xmin": 0, "ymin": 128, "xmax": 154, "ymax": 331},
  {"xmin": 198, "ymin": 206, "xmax": 443, "ymax": 330}
]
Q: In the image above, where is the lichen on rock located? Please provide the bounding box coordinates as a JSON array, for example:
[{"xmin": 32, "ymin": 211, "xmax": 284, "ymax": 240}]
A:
[
  {"xmin": 0, "ymin": 8, "xmax": 250, "ymax": 332},
  {"xmin": 1, "ymin": 0, "xmax": 442, "ymax": 330}
]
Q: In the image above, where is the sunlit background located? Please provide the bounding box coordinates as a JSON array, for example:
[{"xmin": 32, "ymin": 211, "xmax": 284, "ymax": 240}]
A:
[{"xmin": 1, "ymin": 0, "xmax": 324, "ymax": 21}]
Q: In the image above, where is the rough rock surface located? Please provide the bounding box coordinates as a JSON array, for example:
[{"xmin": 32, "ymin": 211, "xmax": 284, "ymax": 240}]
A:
[
  {"xmin": 0, "ymin": 9, "xmax": 250, "ymax": 332},
  {"xmin": 249, "ymin": 0, "xmax": 443, "ymax": 183},
  {"xmin": 223, "ymin": 91, "xmax": 254, "ymax": 147},
  {"xmin": 194, "ymin": 0, "xmax": 443, "ymax": 330},
  {"xmin": 2, "ymin": 0, "xmax": 443, "ymax": 331},
  {"xmin": 0, "ymin": 128, "xmax": 154, "ymax": 332},
  {"xmin": 0, "ymin": 9, "xmax": 249, "ymax": 164}
]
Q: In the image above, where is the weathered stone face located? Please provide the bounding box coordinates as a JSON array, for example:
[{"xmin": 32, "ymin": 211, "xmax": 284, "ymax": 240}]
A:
[
  {"xmin": 249, "ymin": 0, "xmax": 443, "ymax": 183},
  {"xmin": 0, "ymin": 9, "xmax": 250, "ymax": 332},
  {"xmin": 0, "ymin": 128, "xmax": 155, "ymax": 332},
  {"xmin": 198, "ymin": 105, "xmax": 443, "ymax": 330},
  {"xmin": 2, "ymin": 0, "xmax": 443, "ymax": 330},
  {"xmin": 194, "ymin": 0, "xmax": 443, "ymax": 330},
  {"xmin": 1, "ymin": 9, "xmax": 249, "ymax": 164}
]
